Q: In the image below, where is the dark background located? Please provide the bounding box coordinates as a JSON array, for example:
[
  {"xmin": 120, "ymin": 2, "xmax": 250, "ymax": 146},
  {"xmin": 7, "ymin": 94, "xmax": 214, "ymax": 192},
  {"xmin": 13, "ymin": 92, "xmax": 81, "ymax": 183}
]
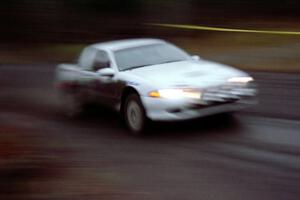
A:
[
  {"xmin": 1, "ymin": 0, "xmax": 300, "ymax": 43},
  {"xmin": 1, "ymin": 1, "xmax": 300, "ymax": 200}
]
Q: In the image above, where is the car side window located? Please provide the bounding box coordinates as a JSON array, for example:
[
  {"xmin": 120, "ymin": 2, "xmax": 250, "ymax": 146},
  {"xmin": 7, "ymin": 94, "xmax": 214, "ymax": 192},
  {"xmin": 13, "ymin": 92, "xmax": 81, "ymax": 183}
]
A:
[
  {"xmin": 90, "ymin": 50, "xmax": 111, "ymax": 72},
  {"xmin": 78, "ymin": 47, "xmax": 96, "ymax": 71}
]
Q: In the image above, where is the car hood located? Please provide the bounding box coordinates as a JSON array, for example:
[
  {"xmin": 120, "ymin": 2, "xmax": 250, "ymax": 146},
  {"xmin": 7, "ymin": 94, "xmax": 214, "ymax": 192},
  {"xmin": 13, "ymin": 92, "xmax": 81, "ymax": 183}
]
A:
[{"xmin": 125, "ymin": 59, "xmax": 247, "ymax": 88}]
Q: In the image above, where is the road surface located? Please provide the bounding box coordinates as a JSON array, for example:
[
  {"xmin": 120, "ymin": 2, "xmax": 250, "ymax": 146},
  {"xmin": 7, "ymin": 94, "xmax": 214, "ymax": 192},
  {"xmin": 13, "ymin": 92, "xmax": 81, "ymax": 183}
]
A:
[{"xmin": 0, "ymin": 64, "xmax": 300, "ymax": 200}]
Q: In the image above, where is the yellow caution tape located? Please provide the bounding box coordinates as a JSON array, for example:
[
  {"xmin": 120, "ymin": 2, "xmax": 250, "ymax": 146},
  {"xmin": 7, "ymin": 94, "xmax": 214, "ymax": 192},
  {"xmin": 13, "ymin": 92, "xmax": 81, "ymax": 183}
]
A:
[{"xmin": 147, "ymin": 23, "xmax": 300, "ymax": 35}]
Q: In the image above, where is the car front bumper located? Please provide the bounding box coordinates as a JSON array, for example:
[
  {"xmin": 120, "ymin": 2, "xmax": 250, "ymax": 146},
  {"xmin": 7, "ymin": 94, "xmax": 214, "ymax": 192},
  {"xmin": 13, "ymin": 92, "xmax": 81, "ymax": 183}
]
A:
[{"xmin": 141, "ymin": 86, "xmax": 257, "ymax": 121}]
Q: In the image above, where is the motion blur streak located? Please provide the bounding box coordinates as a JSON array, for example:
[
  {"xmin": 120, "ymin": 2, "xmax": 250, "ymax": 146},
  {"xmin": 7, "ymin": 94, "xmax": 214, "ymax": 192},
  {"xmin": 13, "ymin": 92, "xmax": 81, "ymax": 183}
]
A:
[
  {"xmin": 148, "ymin": 23, "xmax": 300, "ymax": 35},
  {"xmin": 1, "ymin": 0, "xmax": 300, "ymax": 200}
]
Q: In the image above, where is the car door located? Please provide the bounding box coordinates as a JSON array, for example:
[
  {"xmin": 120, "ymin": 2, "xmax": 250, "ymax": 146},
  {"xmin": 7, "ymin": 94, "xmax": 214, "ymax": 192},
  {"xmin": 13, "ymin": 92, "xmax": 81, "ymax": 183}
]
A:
[{"xmin": 88, "ymin": 49, "xmax": 118, "ymax": 106}]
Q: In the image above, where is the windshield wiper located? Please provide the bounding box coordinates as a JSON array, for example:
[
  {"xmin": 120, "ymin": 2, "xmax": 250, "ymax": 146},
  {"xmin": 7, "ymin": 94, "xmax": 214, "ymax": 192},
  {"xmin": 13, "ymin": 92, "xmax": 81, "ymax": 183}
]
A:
[
  {"xmin": 160, "ymin": 59, "xmax": 185, "ymax": 64},
  {"xmin": 124, "ymin": 65, "xmax": 150, "ymax": 71},
  {"xmin": 122, "ymin": 60, "xmax": 185, "ymax": 71}
]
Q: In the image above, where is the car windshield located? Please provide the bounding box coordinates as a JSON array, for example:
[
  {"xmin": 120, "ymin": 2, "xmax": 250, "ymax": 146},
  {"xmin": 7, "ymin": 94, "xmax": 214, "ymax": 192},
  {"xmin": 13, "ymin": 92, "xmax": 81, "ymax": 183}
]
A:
[{"xmin": 114, "ymin": 43, "xmax": 190, "ymax": 71}]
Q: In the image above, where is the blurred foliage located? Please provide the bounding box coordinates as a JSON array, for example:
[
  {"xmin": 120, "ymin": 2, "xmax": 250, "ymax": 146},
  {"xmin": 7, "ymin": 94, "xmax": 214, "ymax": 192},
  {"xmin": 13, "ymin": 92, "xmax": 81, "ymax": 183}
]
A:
[
  {"xmin": 0, "ymin": 0, "xmax": 300, "ymax": 43},
  {"xmin": 1, "ymin": 0, "xmax": 300, "ymax": 71}
]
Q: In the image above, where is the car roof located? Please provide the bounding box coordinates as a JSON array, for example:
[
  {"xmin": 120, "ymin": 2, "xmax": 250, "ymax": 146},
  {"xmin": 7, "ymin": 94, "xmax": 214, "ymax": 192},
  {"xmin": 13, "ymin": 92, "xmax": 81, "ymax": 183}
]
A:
[{"xmin": 91, "ymin": 38, "xmax": 166, "ymax": 51}]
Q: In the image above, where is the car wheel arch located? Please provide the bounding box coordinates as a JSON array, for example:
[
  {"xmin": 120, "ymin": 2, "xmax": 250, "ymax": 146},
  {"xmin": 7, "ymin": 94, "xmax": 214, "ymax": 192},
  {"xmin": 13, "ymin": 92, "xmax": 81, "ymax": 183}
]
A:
[{"xmin": 120, "ymin": 86, "xmax": 141, "ymax": 114}]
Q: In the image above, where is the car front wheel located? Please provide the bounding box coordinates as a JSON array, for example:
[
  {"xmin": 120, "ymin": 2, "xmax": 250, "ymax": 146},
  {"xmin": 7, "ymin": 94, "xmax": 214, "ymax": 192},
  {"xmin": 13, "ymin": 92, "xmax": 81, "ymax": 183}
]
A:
[{"xmin": 124, "ymin": 94, "xmax": 146, "ymax": 134}]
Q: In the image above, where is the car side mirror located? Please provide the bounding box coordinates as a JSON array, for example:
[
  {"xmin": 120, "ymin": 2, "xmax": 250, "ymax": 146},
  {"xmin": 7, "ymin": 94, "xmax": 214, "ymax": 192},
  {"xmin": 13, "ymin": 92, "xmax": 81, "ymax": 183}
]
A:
[
  {"xmin": 191, "ymin": 55, "xmax": 201, "ymax": 61},
  {"xmin": 97, "ymin": 68, "xmax": 115, "ymax": 77}
]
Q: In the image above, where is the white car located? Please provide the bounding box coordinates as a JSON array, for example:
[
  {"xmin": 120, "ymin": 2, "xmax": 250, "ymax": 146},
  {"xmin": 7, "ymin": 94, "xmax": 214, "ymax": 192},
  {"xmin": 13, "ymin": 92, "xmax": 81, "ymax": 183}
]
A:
[{"xmin": 56, "ymin": 38, "xmax": 256, "ymax": 134}]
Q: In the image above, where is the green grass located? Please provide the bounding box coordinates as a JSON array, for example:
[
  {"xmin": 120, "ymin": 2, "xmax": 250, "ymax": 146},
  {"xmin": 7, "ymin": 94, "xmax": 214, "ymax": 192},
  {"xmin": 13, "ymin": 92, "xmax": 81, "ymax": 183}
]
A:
[{"xmin": 1, "ymin": 33, "xmax": 300, "ymax": 72}]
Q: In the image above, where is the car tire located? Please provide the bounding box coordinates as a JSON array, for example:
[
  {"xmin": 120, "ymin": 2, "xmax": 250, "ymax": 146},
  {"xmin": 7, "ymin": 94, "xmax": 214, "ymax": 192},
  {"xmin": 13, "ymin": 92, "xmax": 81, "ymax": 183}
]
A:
[{"xmin": 124, "ymin": 93, "xmax": 146, "ymax": 135}]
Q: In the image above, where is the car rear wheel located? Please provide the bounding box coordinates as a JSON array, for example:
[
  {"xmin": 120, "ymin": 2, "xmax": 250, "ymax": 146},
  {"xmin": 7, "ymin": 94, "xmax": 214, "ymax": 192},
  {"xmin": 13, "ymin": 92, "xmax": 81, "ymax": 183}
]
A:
[
  {"xmin": 59, "ymin": 91, "xmax": 84, "ymax": 117},
  {"xmin": 124, "ymin": 94, "xmax": 146, "ymax": 134}
]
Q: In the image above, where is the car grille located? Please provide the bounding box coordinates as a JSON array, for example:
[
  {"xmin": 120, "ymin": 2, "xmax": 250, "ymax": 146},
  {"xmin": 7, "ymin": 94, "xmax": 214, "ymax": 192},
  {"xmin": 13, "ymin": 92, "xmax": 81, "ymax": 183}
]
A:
[{"xmin": 202, "ymin": 83, "xmax": 256, "ymax": 103}]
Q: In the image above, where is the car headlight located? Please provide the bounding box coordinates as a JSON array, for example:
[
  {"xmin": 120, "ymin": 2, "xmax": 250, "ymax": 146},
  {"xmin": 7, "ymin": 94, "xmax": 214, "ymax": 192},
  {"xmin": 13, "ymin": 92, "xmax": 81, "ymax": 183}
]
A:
[
  {"xmin": 149, "ymin": 88, "xmax": 202, "ymax": 99},
  {"xmin": 227, "ymin": 76, "xmax": 254, "ymax": 84}
]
